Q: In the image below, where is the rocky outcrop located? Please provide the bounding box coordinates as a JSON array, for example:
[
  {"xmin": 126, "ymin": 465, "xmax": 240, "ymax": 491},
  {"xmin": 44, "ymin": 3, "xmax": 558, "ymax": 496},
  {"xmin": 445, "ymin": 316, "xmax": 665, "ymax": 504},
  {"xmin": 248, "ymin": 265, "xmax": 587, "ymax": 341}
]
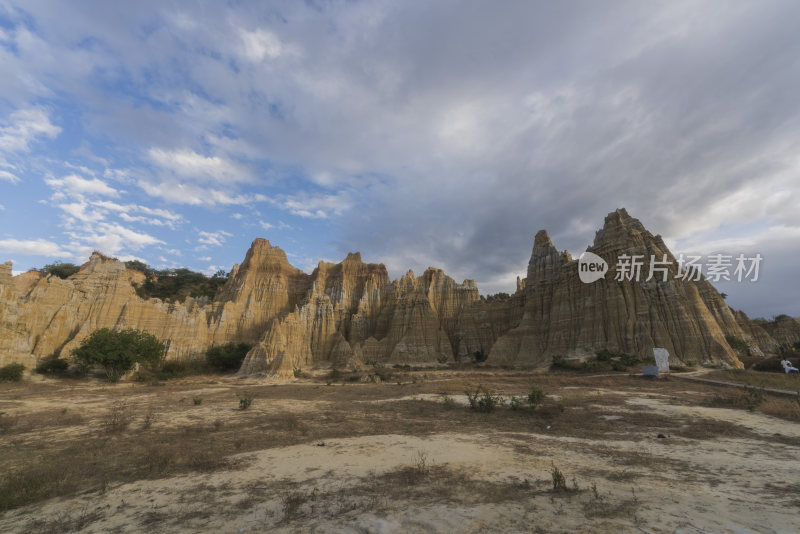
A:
[
  {"xmin": 2, "ymin": 210, "xmax": 797, "ymax": 373},
  {"xmin": 239, "ymin": 259, "xmax": 489, "ymax": 377},
  {"xmin": 489, "ymin": 209, "xmax": 787, "ymax": 367}
]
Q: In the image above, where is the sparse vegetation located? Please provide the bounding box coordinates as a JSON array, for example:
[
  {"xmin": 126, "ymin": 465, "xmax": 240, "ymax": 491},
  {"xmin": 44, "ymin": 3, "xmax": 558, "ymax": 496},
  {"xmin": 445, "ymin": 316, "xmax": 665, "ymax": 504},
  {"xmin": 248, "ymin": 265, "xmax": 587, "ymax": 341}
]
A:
[
  {"xmin": 527, "ymin": 386, "xmax": 545, "ymax": 408},
  {"xmin": 130, "ymin": 265, "xmax": 229, "ymax": 302},
  {"xmin": 465, "ymin": 385, "xmax": 504, "ymax": 412},
  {"xmin": 205, "ymin": 343, "xmax": 252, "ymax": 372},
  {"xmin": 35, "ymin": 354, "xmax": 70, "ymax": 376},
  {"xmin": 40, "ymin": 262, "xmax": 80, "ymax": 279},
  {"xmin": 551, "ymin": 463, "xmax": 568, "ymax": 492},
  {"xmin": 103, "ymin": 402, "xmax": 133, "ymax": 433},
  {"xmin": 0, "ymin": 363, "xmax": 25, "ymax": 382},
  {"xmin": 725, "ymin": 335, "xmax": 750, "ymax": 353},
  {"xmin": 238, "ymin": 391, "xmax": 254, "ymax": 410}
]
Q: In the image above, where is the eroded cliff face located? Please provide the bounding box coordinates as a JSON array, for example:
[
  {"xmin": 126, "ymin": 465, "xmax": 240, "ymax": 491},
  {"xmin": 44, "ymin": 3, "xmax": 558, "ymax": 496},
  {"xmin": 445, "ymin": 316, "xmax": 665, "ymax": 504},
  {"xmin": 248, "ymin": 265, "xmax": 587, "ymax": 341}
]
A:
[
  {"xmin": 239, "ymin": 258, "xmax": 492, "ymax": 377},
  {"xmin": 2, "ymin": 210, "xmax": 797, "ymax": 373},
  {"xmin": 488, "ymin": 209, "xmax": 782, "ymax": 367}
]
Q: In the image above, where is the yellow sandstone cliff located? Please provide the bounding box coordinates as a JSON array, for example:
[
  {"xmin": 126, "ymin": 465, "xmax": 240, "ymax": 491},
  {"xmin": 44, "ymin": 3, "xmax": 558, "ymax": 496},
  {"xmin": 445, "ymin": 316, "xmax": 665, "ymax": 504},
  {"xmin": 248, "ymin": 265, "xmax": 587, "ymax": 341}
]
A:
[{"xmin": 2, "ymin": 210, "xmax": 798, "ymax": 374}]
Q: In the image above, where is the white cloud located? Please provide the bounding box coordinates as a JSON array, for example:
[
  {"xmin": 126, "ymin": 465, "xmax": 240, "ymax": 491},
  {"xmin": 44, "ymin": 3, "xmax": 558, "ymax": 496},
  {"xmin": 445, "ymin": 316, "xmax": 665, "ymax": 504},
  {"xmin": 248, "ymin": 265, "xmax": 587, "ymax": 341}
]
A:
[
  {"xmin": 259, "ymin": 220, "xmax": 292, "ymax": 231},
  {"xmin": 0, "ymin": 204, "xmax": 4, "ymax": 210},
  {"xmin": 279, "ymin": 191, "xmax": 352, "ymax": 219},
  {"xmin": 138, "ymin": 180, "xmax": 258, "ymax": 206},
  {"xmin": 68, "ymin": 222, "xmax": 165, "ymax": 255},
  {"xmin": 57, "ymin": 201, "xmax": 107, "ymax": 224},
  {"xmin": 197, "ymin": 256, "xmax": 211, "ymax": 262},
  {"xmin": 0, "ymin": 108, "xmax": 61, "ymax": 154},
  {"xmin": 0, "ymin": 238, "xmax": 71, "ymax": 257},
  {"xmin": 239, "ymin": 28, "xmax": 286, "ymax": 61},
  {"xmin": 148, "ymin": 148, "xmax": 247, "ymax": 183},
  {"xmin": 46, "ymin": 174, "xmax": 118, "ymax": 197},
  {"xmin": 197, "ymin": 230, "xmax": 233, "ymax": 247},
  {"xmin": 0, "ymin": 170, "xmax": 20, "ymax": 183}
]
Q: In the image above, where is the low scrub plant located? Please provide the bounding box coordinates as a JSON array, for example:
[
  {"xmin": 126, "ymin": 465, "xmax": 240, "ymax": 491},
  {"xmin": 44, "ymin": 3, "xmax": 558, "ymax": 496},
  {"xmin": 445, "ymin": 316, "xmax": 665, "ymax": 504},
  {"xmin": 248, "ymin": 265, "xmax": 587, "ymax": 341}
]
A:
[
  {"xmin": 0, "ymin": 363, "xmax": 25, "ymax": 382},
  {"xmin": 238, "ymin": 391, "xmax": 254, "ymax": 410},
  {"xmin": 465, "ymin": 385, "xmax": 504, "ymax": 413},
  {"xmin": 35, "ymin": 354, "xmax": 70, "ymax": 376},
  {"xmin": 206, "ymin": 343, "xmax": 252, "ymax": 372},
  {"xmin": 527, "ymin": 387, "xmax": 545, "ymax": 408},
  {"xmin": 551, "ymin": 463, "xmax": 567, "ymax": 492}
]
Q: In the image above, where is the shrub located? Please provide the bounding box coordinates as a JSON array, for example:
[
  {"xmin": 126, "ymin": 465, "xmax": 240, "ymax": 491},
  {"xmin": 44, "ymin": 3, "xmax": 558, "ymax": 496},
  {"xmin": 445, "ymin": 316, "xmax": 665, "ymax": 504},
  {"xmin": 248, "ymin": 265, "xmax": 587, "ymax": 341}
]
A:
[
  {"xmin": 238, "ymin": 391, "xmax": 254, "ymax": 410},
  {"xmin": 0, "ymin": 363, "xmax": 25, "ymax": 382},
  {"xmin": 473, "ymin": 350, "xmax": 488, "ymax": 363},
  {"xmin": 527, "ymin": 387, "xmax": 545, "ymax": 408},
  {"xmin": 34, "ymin": 354, "xmax": 70, "ymax": 376},
  {"xmin": 551, "ymin": 354, "xmax": 576, "ymax": 370},
  {"xmin": 153, "ymin": 359, "xmax": 206, "ymax": 380},
  {"xmin": 740, "ymin": 387, "xmax": 765, "ymax": 412},
  {"xmin": 441, "ymin": 394, "xmax": 456, "ymax": 409},
  {"xmin": 551, "ymin": 464, "xmax": 567, "ymax": 492},
  {"xmin": 509, "ymin": 396, "xmax": 523, "ymax": 411},
  {"xmin": 41, "ymin": 262, "xmax": 80, "ymax": 279},
  {"xmin": 595, "ymin": 349, "xmax": 615, "ymax": 362},
  {"xmin": 72, "ymin": 328, "xmax": 166, "ymax": 382},
  {"xmin": 205, "ymin": 343, "xmax": 252, "ymax": 372},
  {"xmin": 465, "ymin": 385, "xmax": 504, "ymax": 413},
  {"xmin": 725, "ymin": 335, "xmax": 750, "ymax": 353}
]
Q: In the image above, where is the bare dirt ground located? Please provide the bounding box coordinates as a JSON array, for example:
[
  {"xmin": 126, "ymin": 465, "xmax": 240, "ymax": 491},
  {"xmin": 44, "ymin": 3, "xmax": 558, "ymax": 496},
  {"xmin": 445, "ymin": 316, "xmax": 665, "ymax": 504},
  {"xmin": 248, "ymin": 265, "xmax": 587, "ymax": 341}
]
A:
[{"xmin": 1, "ymin": 368, "xmax": 799, "ymax": 533}]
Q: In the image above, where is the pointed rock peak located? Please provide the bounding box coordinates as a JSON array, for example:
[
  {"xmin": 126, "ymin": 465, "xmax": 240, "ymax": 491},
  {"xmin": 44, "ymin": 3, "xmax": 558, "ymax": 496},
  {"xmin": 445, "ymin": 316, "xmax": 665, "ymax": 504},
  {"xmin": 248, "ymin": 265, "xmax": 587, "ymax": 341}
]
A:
[
  {"xmin": 250, "ymin": 237, "xmax": 273, "ymax": 250},
  {"xmin": 533, "ymin": 229, "xmax": 554, "ymax": 250},
  {"xmin": 343, "ymin": 252, "xmax": 362, "ymax": 263},
  {"xmin": 602, "ymin": 208, "xmax": 647, "ymax": 233},
  {"xmin": 593, "ymin": 208, "xmax": 650, "ymax": 248},
  {"xmin": 240, "ymin": 238, "xmax": 293, "ymax": 272}
]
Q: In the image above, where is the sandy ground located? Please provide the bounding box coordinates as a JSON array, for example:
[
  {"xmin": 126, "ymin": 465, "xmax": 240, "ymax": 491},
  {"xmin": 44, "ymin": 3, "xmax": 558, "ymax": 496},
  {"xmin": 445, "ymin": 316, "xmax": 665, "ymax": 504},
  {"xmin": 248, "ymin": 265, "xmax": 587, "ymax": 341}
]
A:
[{"xmin": 1, "ymin": 372, "xmax": 799, "ymax": 533}]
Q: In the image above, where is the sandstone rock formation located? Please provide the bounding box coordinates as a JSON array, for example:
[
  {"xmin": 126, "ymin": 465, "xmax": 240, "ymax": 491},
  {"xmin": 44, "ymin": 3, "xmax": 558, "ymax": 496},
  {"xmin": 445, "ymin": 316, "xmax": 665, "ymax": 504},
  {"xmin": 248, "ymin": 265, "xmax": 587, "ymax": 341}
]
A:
[
  {"xmin": 2, "ymin": 209, "xmax": 798, "ymax": 374},
  {"xmin": 488, "ymin": 209, "xmax": 787, "ymax": 368}
]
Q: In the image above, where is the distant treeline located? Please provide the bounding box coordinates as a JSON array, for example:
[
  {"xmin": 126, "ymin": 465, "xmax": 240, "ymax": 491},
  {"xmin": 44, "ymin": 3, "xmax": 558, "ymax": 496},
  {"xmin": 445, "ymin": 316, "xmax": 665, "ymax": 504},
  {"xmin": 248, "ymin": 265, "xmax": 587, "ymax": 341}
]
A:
[
  {"xmin": 34, "ymin": 260, "xmax": 229, "ymax": 303},
  {"xmin": 125, "ymin": 261, "xmax": 229, "ymax": 302}
]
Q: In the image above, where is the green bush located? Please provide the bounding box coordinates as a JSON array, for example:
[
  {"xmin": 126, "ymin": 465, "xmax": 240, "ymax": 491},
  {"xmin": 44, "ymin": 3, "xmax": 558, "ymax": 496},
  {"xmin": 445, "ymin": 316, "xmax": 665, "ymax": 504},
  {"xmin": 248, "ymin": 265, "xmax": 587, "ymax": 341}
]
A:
[
  {"xmin": 205, "ymin": 343, "xmax": 252, "ymax": 372},
  {"xmin": 0, "ymin": 363, "xmax": 25, "ymax": 382},
  {"xmin": 154, "ymin": 359, "xmax": 206, "ymax": 380},
  {"xmin": 465, "ymin": 385, "xmax": 504, "ymax": 413},
  {"xmin": 527, "ymin": 387, "xmax": 545, "ymax": 407},
  {"xmin": 238, "ymin": 391, "xmax": 254, "ymax": 410},
  {"xmin": 551, "ymin": 464, "xmax": 567, "ymax": 492},
  {"xmin": 595, "ymin": 349, "xmax": 615, "ymax": 362},
  {"xmin": 72, "ymin": 328, "xmax": 166, "ymax": 381},
  {"xmin": 473, "ymin": 350, "xmax": 488, "ymax": 363},
  {"xmin": 725, "ymin": 335, "xmax": 750, "ymax": 353},
  {"xmin": 41, "ymin": 262, "xmax": 80, "ymax": 279},
  {"xmin": 551, "ymin": 354, "xmax": 577, "ymax": 370},
  {"xmin": 509, "ymin": 396, "xmax": 523, "ymax": 411},
  {"xmin": 34, "ymin": 354, "xmax": 70, "ymax": 376}
]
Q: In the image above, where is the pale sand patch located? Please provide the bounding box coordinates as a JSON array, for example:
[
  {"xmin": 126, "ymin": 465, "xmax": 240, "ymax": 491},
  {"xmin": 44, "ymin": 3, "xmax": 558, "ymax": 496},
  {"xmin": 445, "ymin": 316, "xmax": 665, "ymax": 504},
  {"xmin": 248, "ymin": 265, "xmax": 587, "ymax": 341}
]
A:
[{"xmin": 3, "ymin": 424, "xmax": 798, "ymax": 534}]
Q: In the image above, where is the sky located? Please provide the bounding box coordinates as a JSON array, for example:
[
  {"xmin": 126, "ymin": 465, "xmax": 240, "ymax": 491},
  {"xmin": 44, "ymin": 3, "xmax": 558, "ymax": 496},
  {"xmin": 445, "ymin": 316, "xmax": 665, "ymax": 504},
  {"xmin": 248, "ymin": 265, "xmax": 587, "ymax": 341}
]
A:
[{"xmin": 0, "ymin": 0, "xmax": 798, "ymax": 319}]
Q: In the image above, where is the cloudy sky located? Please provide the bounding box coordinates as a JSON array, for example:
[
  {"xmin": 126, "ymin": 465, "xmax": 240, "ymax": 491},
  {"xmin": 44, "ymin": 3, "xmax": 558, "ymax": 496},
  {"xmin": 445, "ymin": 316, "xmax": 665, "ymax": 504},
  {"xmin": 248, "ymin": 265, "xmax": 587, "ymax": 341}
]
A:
[{"xmin": 0, "ymin": 0, "xmax": 798, "ymax": 318}]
